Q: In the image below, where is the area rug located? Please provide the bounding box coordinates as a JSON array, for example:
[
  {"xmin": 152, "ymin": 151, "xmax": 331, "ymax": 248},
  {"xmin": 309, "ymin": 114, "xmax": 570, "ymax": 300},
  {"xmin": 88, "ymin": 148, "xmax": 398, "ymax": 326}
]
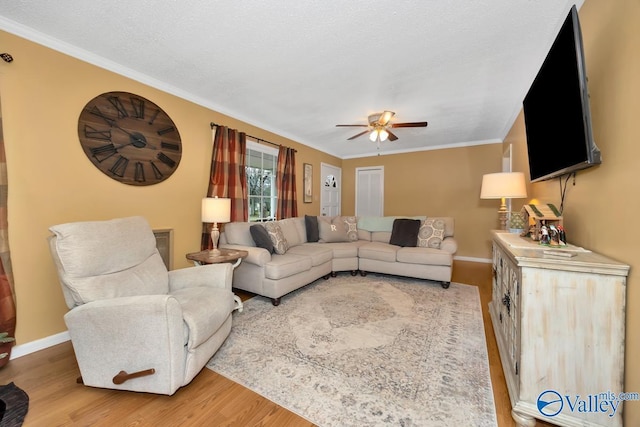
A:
[{"xmin": 207, "ymin": 274, "xmax": 497, "ymax": 427}]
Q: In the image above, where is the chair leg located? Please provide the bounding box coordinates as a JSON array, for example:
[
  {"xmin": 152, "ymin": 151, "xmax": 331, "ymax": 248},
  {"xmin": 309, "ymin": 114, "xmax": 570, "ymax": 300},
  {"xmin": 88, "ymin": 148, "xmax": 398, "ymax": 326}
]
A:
[{"xmin": 112, "ymin": 369, "xmax": 156, "ymax": 384}]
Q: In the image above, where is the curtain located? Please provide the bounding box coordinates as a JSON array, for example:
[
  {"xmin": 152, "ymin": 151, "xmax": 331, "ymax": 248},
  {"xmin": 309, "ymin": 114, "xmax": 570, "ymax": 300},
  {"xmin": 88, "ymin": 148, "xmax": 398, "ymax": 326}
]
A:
[
  {"xmin": 201, "ymin": 126, "xmax": 247, "ymax": 250},
  {"xmin": 276, "ymin": 146, "xmax": 298, "ymax": 219},
  {"xmin": 0, "ymin": 103, "xmax": 16, "ymax": 365}
]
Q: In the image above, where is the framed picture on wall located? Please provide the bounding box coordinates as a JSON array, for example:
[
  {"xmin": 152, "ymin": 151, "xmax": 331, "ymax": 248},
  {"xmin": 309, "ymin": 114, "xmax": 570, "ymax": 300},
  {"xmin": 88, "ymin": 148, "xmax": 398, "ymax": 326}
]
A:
[{"xmin": 303, "ymin": 163, "xmax": 313, "ymax": 203}]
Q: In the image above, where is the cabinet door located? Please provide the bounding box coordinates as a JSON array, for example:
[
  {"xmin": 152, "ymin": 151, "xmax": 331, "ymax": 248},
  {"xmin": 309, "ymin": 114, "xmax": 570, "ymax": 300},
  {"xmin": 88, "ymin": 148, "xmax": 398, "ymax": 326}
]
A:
[{"xmin": 494, "ymin": 246, "xmax": 521, "ymax": 384}]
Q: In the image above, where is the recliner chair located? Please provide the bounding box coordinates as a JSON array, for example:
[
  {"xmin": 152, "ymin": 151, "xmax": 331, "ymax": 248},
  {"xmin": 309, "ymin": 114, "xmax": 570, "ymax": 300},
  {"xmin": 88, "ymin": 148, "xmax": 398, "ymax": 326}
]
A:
[{"xmin": 48, "ymin": 216, "xmax": 235, "ymax": 395}]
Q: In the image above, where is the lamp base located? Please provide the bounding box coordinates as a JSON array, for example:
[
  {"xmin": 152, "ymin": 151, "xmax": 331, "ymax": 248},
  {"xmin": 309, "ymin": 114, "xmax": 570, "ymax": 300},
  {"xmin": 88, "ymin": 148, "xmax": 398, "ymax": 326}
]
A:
[
  {"xmin": 498, "ymin": 198, "xmax": 508, "ymax": 230},
  {"xmin": 210, "ymin": 224, "xmax": 221, "ymax": 255}
]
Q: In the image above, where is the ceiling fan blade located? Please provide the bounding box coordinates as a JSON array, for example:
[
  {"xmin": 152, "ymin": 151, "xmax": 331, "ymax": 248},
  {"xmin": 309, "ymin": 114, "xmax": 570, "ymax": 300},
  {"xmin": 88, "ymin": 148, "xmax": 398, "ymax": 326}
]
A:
[
  {"xmin": 336, "ymin": 124, "xmax": 368, "ymax": 127},
  {"xmin": 347, "ymin": 130, "xmax": 370, "ymax": 140},
  {"xmin": 386, "ymin": 130, "xmax": 398, "ymax": 141},
  {"xmin": 377, "ymin": 111, "xmax": 395, "ymax": 126},
  {"xmin": 390, "ymin": 121, "xmax": 428, "ymax": 128}
]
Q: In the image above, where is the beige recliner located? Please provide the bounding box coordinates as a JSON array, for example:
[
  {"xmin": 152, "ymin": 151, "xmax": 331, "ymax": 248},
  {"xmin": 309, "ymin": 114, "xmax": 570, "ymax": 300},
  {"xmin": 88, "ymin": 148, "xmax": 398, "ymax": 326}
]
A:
[{"xmin": 48, "ymin": 216, "xmax": 235, "ymax": 395}]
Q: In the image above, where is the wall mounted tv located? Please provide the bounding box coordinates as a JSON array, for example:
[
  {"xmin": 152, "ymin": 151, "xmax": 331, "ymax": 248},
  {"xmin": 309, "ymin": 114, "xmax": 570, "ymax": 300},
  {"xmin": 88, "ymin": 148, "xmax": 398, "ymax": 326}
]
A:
[{"xmin": 523, "ymin": 4, "xmax": 601, "ymax": 183}]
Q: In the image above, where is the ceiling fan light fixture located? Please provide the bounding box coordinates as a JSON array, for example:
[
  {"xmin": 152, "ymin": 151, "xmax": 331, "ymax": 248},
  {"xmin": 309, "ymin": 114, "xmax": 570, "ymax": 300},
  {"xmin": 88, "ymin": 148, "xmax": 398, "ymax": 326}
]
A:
[
  {"xmin": 379, "ymin": 111, "xmax": 395, "ymax": 125},
  {"xmin": 379, "ymin": 129, "xmax": 389, "ymax": 142},
  {"xmin": 369, "ymin": 129, "xmax": 379, "ymax": 142}
]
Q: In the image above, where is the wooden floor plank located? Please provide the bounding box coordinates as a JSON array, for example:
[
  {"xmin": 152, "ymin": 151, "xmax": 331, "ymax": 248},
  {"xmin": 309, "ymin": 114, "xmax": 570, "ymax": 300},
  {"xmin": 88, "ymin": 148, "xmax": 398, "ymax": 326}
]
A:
[{"xmin": 0, "ymin": 260, "xmax": 552, "ymax": 426}]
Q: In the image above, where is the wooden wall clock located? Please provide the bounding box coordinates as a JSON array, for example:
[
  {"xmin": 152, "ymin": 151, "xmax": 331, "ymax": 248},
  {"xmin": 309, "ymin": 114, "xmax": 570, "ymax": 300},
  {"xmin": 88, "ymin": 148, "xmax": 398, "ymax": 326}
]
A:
[{"xmin": 78, "ymin": 91, "xmax": 182, "ymax": 186}]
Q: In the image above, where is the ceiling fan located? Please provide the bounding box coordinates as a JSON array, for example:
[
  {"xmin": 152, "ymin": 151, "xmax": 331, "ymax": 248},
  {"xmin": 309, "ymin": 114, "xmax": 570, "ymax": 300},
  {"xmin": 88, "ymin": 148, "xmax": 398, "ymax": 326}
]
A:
[{"xmin": 336, "ymin": 111, "xmax": 428, "ymax": 144}]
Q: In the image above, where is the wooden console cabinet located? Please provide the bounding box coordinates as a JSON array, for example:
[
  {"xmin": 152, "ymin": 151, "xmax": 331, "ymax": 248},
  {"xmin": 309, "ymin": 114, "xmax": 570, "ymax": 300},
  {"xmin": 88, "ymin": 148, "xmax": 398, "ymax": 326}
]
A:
[{"xmin": 490, "ymin": 231, "xmax": 629, "ymax": 427}]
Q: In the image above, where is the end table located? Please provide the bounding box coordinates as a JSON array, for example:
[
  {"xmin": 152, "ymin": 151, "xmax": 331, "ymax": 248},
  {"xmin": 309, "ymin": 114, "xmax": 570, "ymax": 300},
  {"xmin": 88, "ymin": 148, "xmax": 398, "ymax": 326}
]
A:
[{"xmin": 186, "ymin": 248, "xmax": 248, "ymax": 312}]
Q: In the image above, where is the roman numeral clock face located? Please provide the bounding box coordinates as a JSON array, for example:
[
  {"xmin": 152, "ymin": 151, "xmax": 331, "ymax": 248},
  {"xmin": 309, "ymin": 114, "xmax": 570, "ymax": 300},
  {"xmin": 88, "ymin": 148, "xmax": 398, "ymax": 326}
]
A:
[{"xmin": 78, "ymin": 91, "xmax": 182, "ymax": 186}]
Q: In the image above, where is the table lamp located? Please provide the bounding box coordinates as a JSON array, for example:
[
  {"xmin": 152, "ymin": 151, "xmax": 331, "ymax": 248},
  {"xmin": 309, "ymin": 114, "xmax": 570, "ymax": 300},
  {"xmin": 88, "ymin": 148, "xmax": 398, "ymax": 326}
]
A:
[
  {"xmin": 202, "ymin": 196, "xmax": 231, "ymax": 255},
  {"xmin": 480, "ymin": 172, "xmax": 527, "ymax": 230}
]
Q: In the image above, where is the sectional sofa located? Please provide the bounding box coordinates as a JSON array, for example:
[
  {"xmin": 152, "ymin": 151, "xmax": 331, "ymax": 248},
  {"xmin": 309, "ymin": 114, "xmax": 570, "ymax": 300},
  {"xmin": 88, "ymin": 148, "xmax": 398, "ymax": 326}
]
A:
[{"xmin": 219, "ymin": 215, "xmax": 457, "ymax": 306}]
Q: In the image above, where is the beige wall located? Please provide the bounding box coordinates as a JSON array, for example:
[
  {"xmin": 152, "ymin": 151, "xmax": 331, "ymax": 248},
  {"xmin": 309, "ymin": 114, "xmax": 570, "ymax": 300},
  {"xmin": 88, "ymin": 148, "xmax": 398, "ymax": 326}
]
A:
[
  {"xmin": 342, "ymin": 143, "xmax": 504, "ymax": 258},
  {"xmin": 505, "ymin": 1, "xmax": 640, "ymax": 424}
]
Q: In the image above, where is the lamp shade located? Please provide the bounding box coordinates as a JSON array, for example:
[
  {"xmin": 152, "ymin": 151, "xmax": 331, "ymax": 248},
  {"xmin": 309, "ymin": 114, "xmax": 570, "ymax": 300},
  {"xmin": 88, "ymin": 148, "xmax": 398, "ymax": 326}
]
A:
[
  {"xmin": 201, "ymin": 197, "xmax": 231, "ymax": 223},
  {"xmin": 480, "ymin": 172, "xmax": 527, "ymax": 199}
]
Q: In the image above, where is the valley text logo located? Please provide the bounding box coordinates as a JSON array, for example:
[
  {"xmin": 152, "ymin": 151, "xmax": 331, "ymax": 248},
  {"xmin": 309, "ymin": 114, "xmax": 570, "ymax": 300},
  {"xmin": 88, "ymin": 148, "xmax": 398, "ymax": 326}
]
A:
[{"xmin": 537, "ymin": 390, "xmax": 639, "ymax": 418}]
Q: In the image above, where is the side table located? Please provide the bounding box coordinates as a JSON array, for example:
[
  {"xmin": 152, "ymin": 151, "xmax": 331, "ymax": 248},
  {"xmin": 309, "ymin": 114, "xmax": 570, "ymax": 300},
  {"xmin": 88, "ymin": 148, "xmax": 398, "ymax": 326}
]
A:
[{"xmin": 186, "ymin": 248, "xmax": 249, "ymax": 312}]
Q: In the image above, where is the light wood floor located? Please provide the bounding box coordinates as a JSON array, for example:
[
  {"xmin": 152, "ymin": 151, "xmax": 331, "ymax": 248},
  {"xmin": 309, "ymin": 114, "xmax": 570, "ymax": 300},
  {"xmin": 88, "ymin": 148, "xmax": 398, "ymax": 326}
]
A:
[{"xmin": 0, "ymin": 260, "xmax": 553, "ymax": 426}]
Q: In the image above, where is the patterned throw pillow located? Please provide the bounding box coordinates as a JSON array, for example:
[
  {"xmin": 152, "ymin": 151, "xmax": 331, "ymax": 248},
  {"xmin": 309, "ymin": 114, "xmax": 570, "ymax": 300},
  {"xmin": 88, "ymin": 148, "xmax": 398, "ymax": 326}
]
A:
[
  {"xmin": 263, "ymin": 222, "xmax": 289, "ymax": 254},
  {"xmin": 417, "ymin": 218, "xmax": 446, "ymax": 249},
  {"xmin": 342, "ymin": 216, "xmax": 358, "ymax": 241}
]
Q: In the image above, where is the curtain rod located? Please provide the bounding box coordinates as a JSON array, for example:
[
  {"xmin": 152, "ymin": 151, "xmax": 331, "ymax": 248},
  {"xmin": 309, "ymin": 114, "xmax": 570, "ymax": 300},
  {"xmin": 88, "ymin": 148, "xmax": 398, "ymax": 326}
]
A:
[{"xmin": 210, "ymin": 122, "xmax": 297, "ymax": 153}]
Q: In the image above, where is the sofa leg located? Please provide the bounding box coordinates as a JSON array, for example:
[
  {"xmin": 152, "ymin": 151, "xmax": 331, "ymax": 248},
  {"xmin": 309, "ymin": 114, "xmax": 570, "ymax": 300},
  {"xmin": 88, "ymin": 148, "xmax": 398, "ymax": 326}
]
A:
[
  {"xmin": 323, "ymin": 274, "xmax": 330, "ymax": 280},
  {"xmin": 330, "ymin": 271, "xmax": 337, "ymax": 278},
  {"xmin": 360, "ymin": 270, "xmax": 367, "ymax": 277},
  {"xmin": 271, "ymin": 297, "xmax": 281, "ymax": 306},
  {"xmin": 441, "ymin": 281, "xmax": 451, "ymax": 289},
  {"xmin": 350, "ymin": 270, "xmax": 358, "ymax": 276}
]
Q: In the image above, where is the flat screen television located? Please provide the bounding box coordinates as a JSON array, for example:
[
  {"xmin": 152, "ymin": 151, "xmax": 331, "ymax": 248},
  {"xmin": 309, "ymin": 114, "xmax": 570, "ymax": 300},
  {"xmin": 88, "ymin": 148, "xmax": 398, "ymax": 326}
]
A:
[{"xmin": 523, "ymin": 5, "xmax": 601, "ymax": 183}]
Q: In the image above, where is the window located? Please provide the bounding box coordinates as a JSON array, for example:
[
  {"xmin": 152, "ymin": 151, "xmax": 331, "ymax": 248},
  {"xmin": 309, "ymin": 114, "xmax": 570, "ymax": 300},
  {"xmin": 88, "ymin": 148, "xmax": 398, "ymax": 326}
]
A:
[{"xmin": 246, "ymin": 140, "xmax": 278, "ymax": 222}]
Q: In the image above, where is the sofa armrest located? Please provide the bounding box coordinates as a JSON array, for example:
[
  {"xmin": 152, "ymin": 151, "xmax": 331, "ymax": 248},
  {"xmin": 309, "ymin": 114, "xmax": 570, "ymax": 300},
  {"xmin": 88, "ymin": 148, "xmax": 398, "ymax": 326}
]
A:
[
  {"xmin": 440, "ymin": 237, "xmax": 458, "ymax": 254},
  {"xmin": 220, "ymin": 244, "xmax": 271, "ymax": 266},
  {"xmin": 168, "ymin": 263, "xmax": 232, "ymax": 292}
]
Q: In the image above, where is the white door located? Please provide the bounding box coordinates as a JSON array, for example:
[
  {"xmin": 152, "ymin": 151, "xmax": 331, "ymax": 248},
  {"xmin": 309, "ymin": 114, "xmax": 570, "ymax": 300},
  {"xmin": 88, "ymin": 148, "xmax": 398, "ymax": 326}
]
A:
[
  {"xmin": 355, "ymin": 166, "xmax": 384, "ymax": 217},
  {"xmin": 320, "ymin": 163, "xmax": 341, "ymax": 217}
]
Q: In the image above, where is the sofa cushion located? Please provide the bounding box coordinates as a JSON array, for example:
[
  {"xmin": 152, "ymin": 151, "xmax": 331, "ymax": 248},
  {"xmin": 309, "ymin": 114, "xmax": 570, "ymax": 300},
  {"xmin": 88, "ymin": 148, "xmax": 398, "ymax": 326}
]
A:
[
  {"xmin": 417, "ymin": 218, "xmax": 446, "ymax": 249},
  {"xmin": 397, "ymin": 247, "xmax": 453, "ymax": 266},
  {"xmin": 223, "ymin": 222, "xmax": 256, "ymax": 247},
  {"xmin": 358, "ymin": 242, "xmax": 398, "ymax": 263},
  {"xmin": 318, "ymin": 219, "xmax": 350, "ymax": 243},
  {"xmin": 389, "ymin": 219, "xmax": 421, "ymax": 247},
  {"xmin": 371, "ymin": 231, "xmax": 392, "ymax": 243},
  {"xmin": 287, "ymin": 244, "xmax": 333, "ymax": 266},
  {"xmin": 265, "ymin": 253, "xmax": 313, "ymax": 280},
  {"xmin": 306, "ymin": 241, "xmax": 363, "ymax": 259},
  {"xmin": 250, "ymin": 224, "xmax": 274, "ymax": 254},
  {"xmin": 305, "ymin": 215, "xmax": 319, "ymax": 242},
  {"xmin": 263, "ymin": 222, "xmax": 289, "ymax": 254},
  {"xmin": 278, "ymin": 218, "xmax": 305, "ymax": 247}
]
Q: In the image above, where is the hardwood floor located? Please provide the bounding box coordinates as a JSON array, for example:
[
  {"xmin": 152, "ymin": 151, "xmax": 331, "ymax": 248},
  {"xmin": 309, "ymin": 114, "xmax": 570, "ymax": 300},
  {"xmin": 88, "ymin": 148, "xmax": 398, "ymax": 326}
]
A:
[{"xmin": 0, "ymin": 260, "xmax": 553, "ymax": 426}]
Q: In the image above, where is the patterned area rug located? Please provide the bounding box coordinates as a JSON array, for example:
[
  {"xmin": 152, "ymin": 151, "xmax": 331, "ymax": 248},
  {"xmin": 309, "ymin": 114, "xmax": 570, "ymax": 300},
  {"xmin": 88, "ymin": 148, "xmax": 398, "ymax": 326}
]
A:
[{"xmin": 207, "ymin": 274, "xmax": 497, "ymax": 427}]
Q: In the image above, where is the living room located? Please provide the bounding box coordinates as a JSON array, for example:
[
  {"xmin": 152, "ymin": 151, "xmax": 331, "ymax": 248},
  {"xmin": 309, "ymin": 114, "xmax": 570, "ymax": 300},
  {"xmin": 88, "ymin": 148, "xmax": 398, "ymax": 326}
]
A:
[{"xmin": 0, "ymin": 0, "xmax": 638, "ymax": 425}]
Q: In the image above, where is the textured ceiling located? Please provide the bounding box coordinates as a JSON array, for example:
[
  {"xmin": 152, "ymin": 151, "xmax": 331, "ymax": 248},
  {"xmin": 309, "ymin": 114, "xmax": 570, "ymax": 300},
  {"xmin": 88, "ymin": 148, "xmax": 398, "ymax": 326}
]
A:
[{"xmin": 0, "ymin": 0, "xmax": 583, "ymax": 158}]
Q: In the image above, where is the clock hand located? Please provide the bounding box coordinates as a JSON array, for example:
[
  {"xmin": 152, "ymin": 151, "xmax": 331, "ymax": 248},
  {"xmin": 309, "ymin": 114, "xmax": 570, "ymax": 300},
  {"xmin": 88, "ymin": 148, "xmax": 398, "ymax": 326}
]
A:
[{"xmin": 112, "ymin": 124, "xmax": 149, "ymax": 148}]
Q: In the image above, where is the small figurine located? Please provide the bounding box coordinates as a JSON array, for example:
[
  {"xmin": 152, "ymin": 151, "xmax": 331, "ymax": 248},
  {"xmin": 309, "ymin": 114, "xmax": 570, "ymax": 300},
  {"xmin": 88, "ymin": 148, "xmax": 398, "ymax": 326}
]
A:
[
  {"xmin": 540, "ymin": 225, "xmax": 550, "ymax": 245},
  {"xmin": 557, "ymin": 225, "xmax": 567, "ymax": 245},
  {"xmin": 548, "ymin": 225, "xmax": 560, "ymax": 246}
]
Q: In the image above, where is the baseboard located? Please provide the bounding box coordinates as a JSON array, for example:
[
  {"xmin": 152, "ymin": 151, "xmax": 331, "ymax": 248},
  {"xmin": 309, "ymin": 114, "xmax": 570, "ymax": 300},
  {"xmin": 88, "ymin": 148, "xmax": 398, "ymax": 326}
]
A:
[
  {"xmin": 454, "ymin": 255, "xmax": 491, "ymax": 264},
  {"xmin": 10, "ymin": 331, "xmax": 70, "ymax": 360}
]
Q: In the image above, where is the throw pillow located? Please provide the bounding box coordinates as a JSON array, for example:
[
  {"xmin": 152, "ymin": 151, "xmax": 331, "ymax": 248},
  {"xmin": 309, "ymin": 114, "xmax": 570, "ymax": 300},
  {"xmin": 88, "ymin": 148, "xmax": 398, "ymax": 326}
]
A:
[
  {"xmin": 342, "ymin": 216, "xmax": 358, "ymax": 241},
  {"xmin": 318, "ymin": 220, "xmax": 350, "ymax": 243},
  {"xmin": 389, "ymin": 218, "xmax": 421, "ymax": 247},
  {"xmin": 305, "ymin": 215, "xmax": 319, "ymax": 242},
  {"xmin": 250, "ymin": 224, "xmax": 274, "ymax": 254},
  {"xmin": 417, "ymin": 218, "xmax": 446, "ymax": 249},
  {"xmin": 263, "ymin": 222, "xmax": 289, "ymax": 254}
]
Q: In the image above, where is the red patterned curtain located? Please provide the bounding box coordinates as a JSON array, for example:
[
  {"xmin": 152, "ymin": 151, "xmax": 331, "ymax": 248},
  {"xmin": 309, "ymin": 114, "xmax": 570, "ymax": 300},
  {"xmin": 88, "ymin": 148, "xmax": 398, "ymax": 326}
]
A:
[
  {"xmin": 0, "ymin": 106, "xmax": 16, "ymax": 365},
  {"xmin": 201, "ymin": 126, "xmax": 247, "ymax": 250},
  {"xmin": 276, "ymin": 146, "xmax": 298, "ymax": 219}
]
